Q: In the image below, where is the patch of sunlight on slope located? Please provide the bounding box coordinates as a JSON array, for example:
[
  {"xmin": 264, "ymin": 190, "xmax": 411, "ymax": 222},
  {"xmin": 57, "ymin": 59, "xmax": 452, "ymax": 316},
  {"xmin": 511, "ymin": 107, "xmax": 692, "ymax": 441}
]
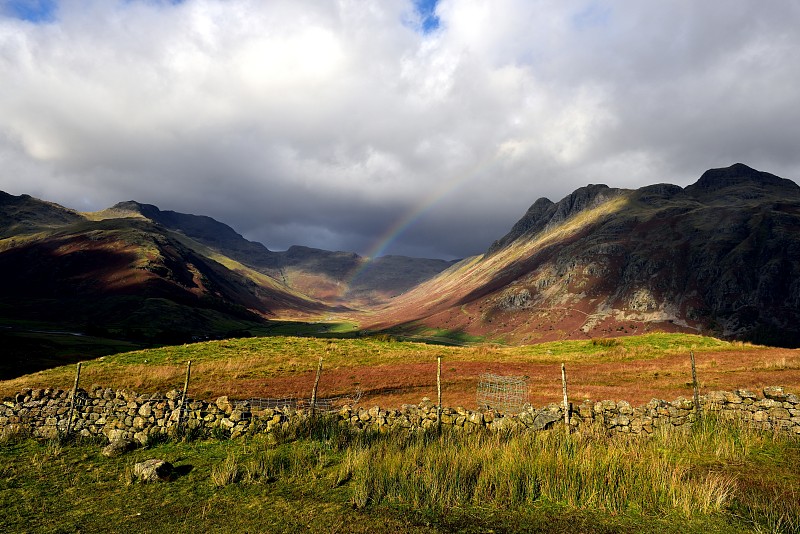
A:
[
  {"xmin": 392, "ymin": 193, "xmax": 633, "ymax": 309},
  {"xmin": 208, "ymin": 252, "xmax": 312, "ymax": 298},
  {"xmin": 384, "ymin": 255, "xmax": 484, "ymax": 310},
  {"xmin": 82, "ymin": 208, "xmax": 148, "ymax": 222},
  {"xmin": 0, "ymin": 231, "xmax": 53, "ymax": 251},
  {"xmin": 489, "ymin": 193, "xmax": 632, "ymax": 270}
]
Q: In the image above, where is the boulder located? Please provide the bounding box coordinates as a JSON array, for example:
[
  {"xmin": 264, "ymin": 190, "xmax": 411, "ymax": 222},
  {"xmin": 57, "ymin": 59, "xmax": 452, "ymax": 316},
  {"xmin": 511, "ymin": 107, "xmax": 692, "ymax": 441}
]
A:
[
  {"xmin": 102, "ymin": 439, "xmax": 136, "ymax": 458},
  {"xmin": 532, "ymin": 410, "xmax": 561, "ymax": 431},
  {"xmin": 133, "ymin": 459, "xmax": 174, "ymax": 482}
]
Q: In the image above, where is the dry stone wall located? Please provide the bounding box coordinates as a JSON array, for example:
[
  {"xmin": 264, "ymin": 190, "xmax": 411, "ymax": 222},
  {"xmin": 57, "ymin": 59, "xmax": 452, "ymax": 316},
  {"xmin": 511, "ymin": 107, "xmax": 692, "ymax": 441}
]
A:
[{"xmin": 1, "ymin": 385, "xmax": 799, "ymax": 444}]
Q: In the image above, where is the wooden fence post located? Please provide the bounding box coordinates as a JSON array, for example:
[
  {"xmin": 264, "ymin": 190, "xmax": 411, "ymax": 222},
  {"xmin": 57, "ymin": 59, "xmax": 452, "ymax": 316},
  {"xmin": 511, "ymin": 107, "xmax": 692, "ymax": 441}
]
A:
[
  {"xmin": 437, "ymin": 356, "xmax": 442, "ymax": 430},
  {"xmin": 561, "ymin": 363, "xmax": 570, "ymax": 427},
  {"xmin": 690, "ymin": 351, "xmax": 701, "ymax": 421},
  {"xmin": 311, "ymin": 357, "xmax": 323, "ymax": 419},
  {"xmin": 65, "ymin": 362, "xmax": 82, "ymax": 438},
  {"xmin": 177, "ymin": 360, "xmax": 192, "ymax": 433}
]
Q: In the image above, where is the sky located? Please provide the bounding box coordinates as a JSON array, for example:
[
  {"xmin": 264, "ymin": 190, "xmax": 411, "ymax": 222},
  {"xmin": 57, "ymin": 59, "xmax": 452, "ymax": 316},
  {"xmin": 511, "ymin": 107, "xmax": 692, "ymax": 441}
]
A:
[{"xmin": 1, "ymin": 1, "xmax": 800, "ymax": 260}]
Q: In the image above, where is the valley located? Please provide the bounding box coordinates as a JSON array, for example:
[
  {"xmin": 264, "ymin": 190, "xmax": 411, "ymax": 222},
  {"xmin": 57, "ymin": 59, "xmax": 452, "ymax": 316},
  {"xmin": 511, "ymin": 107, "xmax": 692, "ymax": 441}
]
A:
[
  {"xmin": 3, "ymin": 164, "xmax": 800, "ymax": 533},
  {"xmin": 3, "ymin": 163, "xmax": 800, "ymax": 380}
]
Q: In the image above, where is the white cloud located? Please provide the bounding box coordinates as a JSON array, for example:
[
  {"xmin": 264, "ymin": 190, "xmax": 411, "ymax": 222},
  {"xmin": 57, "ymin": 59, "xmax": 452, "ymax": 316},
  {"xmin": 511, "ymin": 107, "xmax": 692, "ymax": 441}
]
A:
[{"xmin": 1, "ymin": 0, "xmax": 799, "ymax": 258}]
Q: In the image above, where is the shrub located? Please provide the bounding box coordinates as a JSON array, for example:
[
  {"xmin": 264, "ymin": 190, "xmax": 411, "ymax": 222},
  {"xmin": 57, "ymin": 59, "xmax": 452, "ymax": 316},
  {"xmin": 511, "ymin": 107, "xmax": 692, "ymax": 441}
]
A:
[{"xmin": 591, "ymin": 338, "xmax": 621, "ymax": 347}]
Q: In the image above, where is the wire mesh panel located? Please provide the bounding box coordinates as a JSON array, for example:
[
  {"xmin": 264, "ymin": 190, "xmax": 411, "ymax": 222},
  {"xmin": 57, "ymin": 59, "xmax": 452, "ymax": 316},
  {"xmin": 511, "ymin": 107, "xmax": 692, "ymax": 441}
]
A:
[
  {"xmin": 246, "ymin": 389, "xmax": 362, "ymax": 415},
  {"xmin": 246, "ymin": 397, "xmax": 301, "ymax": 411},
  {"xmin": 476, "ymin": 373, "xmax": 529, "ymax": 414}
]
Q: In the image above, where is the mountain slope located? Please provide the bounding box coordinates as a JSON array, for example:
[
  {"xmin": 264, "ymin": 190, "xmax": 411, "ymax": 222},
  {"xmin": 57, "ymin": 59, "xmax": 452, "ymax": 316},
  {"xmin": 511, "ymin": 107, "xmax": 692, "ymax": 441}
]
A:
[
  {"xmin": 369, "ymin": 164, "xmax": 800, "ymax": 347},
  {"xmin": 92, "ymin": 201, "xmax": 281, "ymax": 272},
  {"xmin": 92, "ymin": 201, "xmax": 454, "ymax": 305},
  {"xmin": 0, "ymin": 197, "xmax": 332, "ymax": 347},
  {"xmin": 0, "ymin": 191, "xmax": 83, "ymax": 239}
]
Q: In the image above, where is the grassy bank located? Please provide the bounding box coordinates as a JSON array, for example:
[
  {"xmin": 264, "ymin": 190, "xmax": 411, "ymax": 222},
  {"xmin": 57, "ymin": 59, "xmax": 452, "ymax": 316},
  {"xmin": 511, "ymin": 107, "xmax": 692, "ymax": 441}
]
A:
[
  {"xmin": 1, "ymin": 416, "xmax": 798, "ymax": 533},
  {"xmin": 1, "ymin": 332, "xmax": 780, "ymax": 408}
]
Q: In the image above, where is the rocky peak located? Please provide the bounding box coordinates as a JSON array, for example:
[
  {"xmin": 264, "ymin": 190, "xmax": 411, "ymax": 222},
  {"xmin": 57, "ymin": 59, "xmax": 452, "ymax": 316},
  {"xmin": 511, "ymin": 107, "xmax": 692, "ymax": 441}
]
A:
[
  {"xmin": 547, "ymin": 184, "xmax": 618, "ymax": 226},
  {"xmin": 487, "ymin": 184, "xmax": 620, "ymax": 255},
  {"xmin": 685, "ymin": 163, "xmax": 799, "ymax": 199},
  {"xmin": 109, "ymin": 201, "xmax": 162, "ymax": 219}
]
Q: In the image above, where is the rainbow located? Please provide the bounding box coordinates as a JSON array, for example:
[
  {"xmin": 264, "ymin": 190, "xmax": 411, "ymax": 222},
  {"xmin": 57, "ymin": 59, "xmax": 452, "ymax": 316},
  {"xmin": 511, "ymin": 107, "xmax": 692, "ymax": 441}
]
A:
[{"xmin": 343, "ymin": 150, "xmax": 505, "ymax": 294}]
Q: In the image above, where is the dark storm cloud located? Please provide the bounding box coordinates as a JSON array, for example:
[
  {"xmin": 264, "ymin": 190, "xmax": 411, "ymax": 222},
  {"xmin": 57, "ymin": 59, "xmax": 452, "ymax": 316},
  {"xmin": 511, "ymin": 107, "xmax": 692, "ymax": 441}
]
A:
[{"xmin": 1, "ymin": 0, "xmax": 799, "ymax": 259}]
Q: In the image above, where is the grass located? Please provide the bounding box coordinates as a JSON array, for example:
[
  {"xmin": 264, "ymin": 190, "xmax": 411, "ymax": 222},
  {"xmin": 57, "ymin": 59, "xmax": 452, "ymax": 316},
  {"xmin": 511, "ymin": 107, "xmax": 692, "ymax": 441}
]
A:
[
  {"xmin": 0, "ymin": 332, "xmax": 786, "ymax": 407},
  {"xmin": 344, "ymin": 428, "xmax": 737, "ymax": 517},
  {"xmin": 387, "ymin": 325, "xmax": 488, "ymax": 345},
  {"xmin": 0, "ymin": 416, "xmax": 797, "ymax": 533},
  {"xmin": 513, "ymin": 332, "xmax": 747, "ymax": 362}
]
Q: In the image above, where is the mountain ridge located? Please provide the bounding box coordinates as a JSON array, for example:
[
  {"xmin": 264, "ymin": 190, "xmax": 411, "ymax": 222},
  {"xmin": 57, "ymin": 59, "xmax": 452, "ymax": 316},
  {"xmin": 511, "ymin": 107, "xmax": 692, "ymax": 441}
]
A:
[
  {"xmin": 369, "ymin": 164, "xmax": 800, "ymax": 347},
  {"xmin": 89, "ymin": 199, "xmax": 455, "ymax": 305}
]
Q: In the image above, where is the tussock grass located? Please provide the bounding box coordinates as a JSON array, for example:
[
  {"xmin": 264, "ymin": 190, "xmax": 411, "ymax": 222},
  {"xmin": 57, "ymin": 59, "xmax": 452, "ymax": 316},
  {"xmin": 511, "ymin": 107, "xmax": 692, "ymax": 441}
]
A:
[
  {"xmin": 30, "ymin": 439, "xmax": 63, "ymax": 471},
  {"xmin": 343, "ymin": 426, "xmax": 736, "ymax": 516},
  {"xmin": 0, "ymin": 424, "xmax": 30, "ymax": 445},
  {"xmin": 199, "ymin": 415, "xmax": 797, "ymax": 531},
  {"xmin": 211, "ymin": 452, "xmax": 241, "ymax": 487},
  {"xmin": 243, "ymin": 441, "xmax": 325, "ymax": 483}
]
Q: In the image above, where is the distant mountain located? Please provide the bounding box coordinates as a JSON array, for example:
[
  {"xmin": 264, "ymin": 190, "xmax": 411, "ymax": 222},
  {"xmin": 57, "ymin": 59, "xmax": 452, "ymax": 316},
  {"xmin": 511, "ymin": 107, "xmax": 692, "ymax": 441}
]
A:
[
  {"xmin": 276, "ymin": 245, "xmax": 457, "ymax": 305},
  {"xmin": 0, "ymin": 191, "xmax": 83, "ymax": 238},
  {"xmin": 95, "ymin": 200, "xmax": 281, "ymax": 271},
  {"xmin": 7, "ymin": 161, "xmax": 797, "ymax": 361},
  {"xmin": 93, "ymin": 200, "xmax": 454, "ymax": 306},
  {"xmin": 369, "ymin": 164, "xmax": 800, "ymax": 347}
]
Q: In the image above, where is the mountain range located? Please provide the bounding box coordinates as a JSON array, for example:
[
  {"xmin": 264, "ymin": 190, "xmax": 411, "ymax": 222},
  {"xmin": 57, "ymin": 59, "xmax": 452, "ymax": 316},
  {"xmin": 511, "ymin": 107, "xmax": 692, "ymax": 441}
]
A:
[
  {"xmin": 2, "ymin": 163, "xmax": 799, "ymax": 372},
  {"xmin": 0, "ymin": 192, "xmax": 452, "ymax": 345}
]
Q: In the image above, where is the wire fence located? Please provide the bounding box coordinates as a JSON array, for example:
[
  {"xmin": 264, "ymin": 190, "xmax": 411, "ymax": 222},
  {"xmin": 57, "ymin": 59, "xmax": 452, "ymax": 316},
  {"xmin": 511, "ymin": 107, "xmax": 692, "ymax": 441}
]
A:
[
  {"xmin": 6, "ymin": 357, "xmax": 551, "ymax": 439},
  {"xmin": 246, "ymin": 389, "xmax": 362, "ymax": 414}
]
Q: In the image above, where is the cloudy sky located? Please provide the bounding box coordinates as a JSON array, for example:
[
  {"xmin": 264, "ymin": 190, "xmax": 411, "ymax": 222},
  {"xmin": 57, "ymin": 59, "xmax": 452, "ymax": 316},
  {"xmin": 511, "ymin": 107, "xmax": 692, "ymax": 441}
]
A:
[{"xmin": 1, "ymin": 1, "xmax": 799, "ymax": 259}]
